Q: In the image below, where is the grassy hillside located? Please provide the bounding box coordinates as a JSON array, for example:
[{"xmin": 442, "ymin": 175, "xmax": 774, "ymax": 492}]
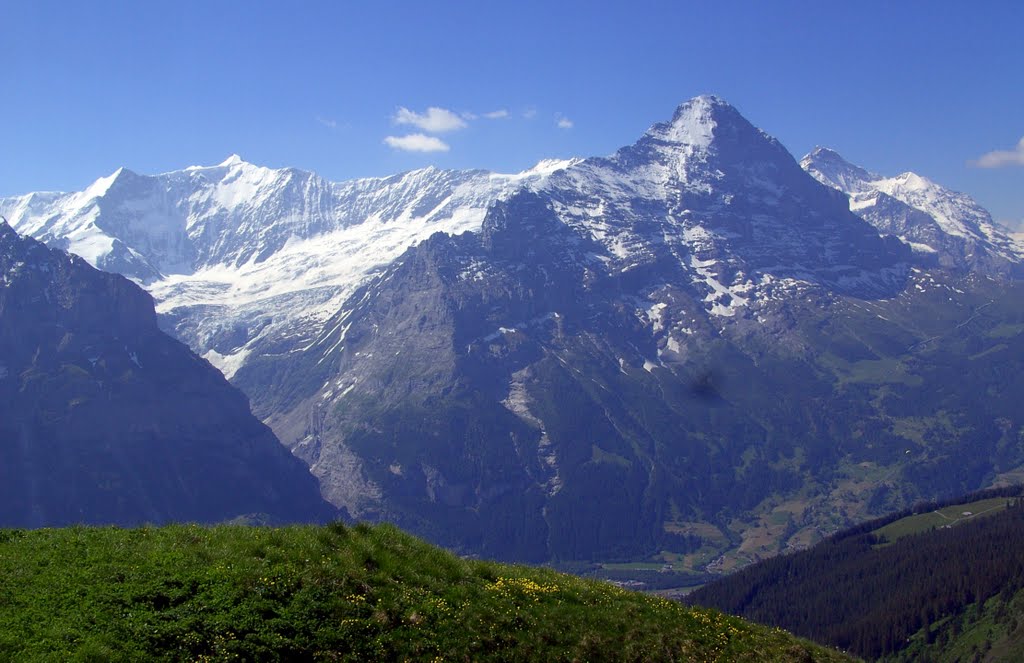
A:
[
  {"xmin": 0, "ymin": 523, "xmax": 849, "ymax": 662},
  {"xmin": 872, "ymin": 496, "xmax": 1010, "ymax": 545}
]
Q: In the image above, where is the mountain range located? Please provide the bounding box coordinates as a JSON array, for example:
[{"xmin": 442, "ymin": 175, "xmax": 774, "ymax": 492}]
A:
[{"xmin": 3, "ymin": 95, "xmax": 1022, "ymax": 566}]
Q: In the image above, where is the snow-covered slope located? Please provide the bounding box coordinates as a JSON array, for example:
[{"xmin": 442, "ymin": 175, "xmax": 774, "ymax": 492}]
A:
[
  {"xmin": 1, "ymin": 157, "xmax": 572, "ymax": 377},
  {"xmin": 802, "ymin": 147, "xmax": 1024, "ymax": 275}
]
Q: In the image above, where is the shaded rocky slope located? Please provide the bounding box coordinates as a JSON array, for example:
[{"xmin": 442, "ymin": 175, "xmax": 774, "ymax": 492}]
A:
[{"xmin": 0, "ymin": 221, "xmax": 334, "ymax": 526}]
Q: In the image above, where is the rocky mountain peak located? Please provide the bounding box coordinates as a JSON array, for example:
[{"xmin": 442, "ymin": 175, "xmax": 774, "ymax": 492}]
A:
[
  {"xmin": 801, "ymin": 147, "xmax": 878, "ymax": 194},
  {"xmin": 603, "ymin": 95, "xmax": 803, "ymax": 198},
  {"xmin": 0, "ymin": 217, "xmax": 44, "ymax": 267},
  {"xmin": 646, "ymin": 95, "xmax": 727, "ymax": 150},
  {"xmin": 630, "ymin": 96, "xmax": 766, "ymax": 156},
  {"xmin": 80, "ymin": 166, "xmax": 134, "ymax": 200},
  {"xmin": 219, "ymin": 153, "xmax": 246, "ymax": 167}
]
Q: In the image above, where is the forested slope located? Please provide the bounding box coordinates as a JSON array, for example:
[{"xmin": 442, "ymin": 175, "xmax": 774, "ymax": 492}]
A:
[{"xmin": 690, "ymin": 487, "xmax": 1024, "ymax": 660}]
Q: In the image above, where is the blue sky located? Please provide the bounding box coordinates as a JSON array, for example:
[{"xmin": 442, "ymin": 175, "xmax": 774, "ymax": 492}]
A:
[{"xmin": 3, "ymin": 1, "xmax": 1022, "ymax": 226}]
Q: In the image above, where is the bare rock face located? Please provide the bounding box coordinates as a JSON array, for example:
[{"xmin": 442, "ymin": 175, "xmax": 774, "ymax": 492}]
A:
[{"xmin": 0, "ymin": 221, "xmax": 334, "ymax": 527}]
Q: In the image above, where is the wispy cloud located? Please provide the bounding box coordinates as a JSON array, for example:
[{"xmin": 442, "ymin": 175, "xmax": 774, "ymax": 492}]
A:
[
  {"xmin": 483, "ymin": 109, "xmax": 509, "ymax": 119},
  {"xmin": 393, "ymin": 107, "xmax": 467, "ymax": 133},
  {"xmin": 522, "ymin": 108, "xmax": 538, "ymax": 120},
  {"xmin": 316, "ymin": 116, "xmax": 338, "ymax": 130},
  {"xmin": 384, "ymin": 133, "xmax": 450, "ymax": 153},
  {"xmin": 555, "ymin": 113, "xmax": 574, "ymax": 130},
  {"xmin": 970, "ymin": 137, "xmax": 1024, "ymax": 168}
]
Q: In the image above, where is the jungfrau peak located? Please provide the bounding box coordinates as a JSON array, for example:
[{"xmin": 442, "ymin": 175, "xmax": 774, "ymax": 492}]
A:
[
  {"xmin": 797, "ymin": 147, "xmax": 877, "ymax": 195},
  {"xmin": 802, "ymin": 146, "xmax": 1024, "ymax": 276}
]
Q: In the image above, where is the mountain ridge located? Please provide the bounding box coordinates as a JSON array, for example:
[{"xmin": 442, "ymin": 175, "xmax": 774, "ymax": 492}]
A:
[
  {"xmin": 1, "ymin": 154, "xmax": 571, "ymax": 378},
  {"xmin": 5, "ymin": 99, "xmax": 1016, "ymax": 381},
  {"xmin": 0, "ymin": 220, "xmax": 335, "ymax": 527}
]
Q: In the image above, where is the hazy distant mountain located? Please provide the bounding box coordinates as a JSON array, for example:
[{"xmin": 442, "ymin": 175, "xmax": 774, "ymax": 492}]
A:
[{"xmin": 0, "ymin": 221, "xmax": 334, "ymax": 526}]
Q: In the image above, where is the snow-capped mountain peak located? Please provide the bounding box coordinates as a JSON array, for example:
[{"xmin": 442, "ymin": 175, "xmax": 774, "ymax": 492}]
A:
[
  {"xmin": 650, "ymin": 95, "xmax": 723, "ymax": 149},
  {"xmin": 83, "ymin": 166, "xmax": 128, "ymax": 199},
  {"xmin": 515, "ymin": 157, "xmax": 582, "ymax": 178},
  {"xmin": 800, "ymin": 147, "xmax": 879, "ymax": 194},
  {"xmin": 632, "ymin": 95, "xmax": 768, "ymax": 163},
  {"xmin": 0, "ymin": 151, "xmax": 579, "ymax": 377},
  {"xmin": 802, "ymin": 147, "xmax": 1024, "ymax": 274},
  {"xmin": 219, "ymin": 153, "xmax": 245, "ymax": 167},
  {"xmin": 517, "ymin": 97, "xmax": 910, "ymax": 327},
  {"xmin": 607, "ymin": 96, "xmax": 803, "ymax": 199}
]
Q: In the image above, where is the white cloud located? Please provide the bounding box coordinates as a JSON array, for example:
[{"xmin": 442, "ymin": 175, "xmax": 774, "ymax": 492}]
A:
[
  {"xmin": 316, "ymin": 116, "xmax": 338, "ymax": 130},
  {"xmin": 384, "ymin": 133, "xmax": 450, "ymax": 153},
  {"xmin": 393, "ymin": 106, "xmax": 467, "ymax": 133},
  {"xmin": 555, "ymin": 114, "xmax": 574, "ymax": 130},
  {"xmin": 522, "ymin": 108, "xmax": 538, "ymax": 120},
  {"xmin": 970, "ymin": 137, "xmax": 1024, "ymax": 168},
  {"xmin": 483, "ymin": 109, "xmax": 509, "ymax": 119}
]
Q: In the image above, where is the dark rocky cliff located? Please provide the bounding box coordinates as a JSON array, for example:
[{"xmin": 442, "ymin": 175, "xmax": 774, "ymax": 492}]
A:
[{"xmin": 0, "ymin": 221, "xmax": 335, "ymax": 526}]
